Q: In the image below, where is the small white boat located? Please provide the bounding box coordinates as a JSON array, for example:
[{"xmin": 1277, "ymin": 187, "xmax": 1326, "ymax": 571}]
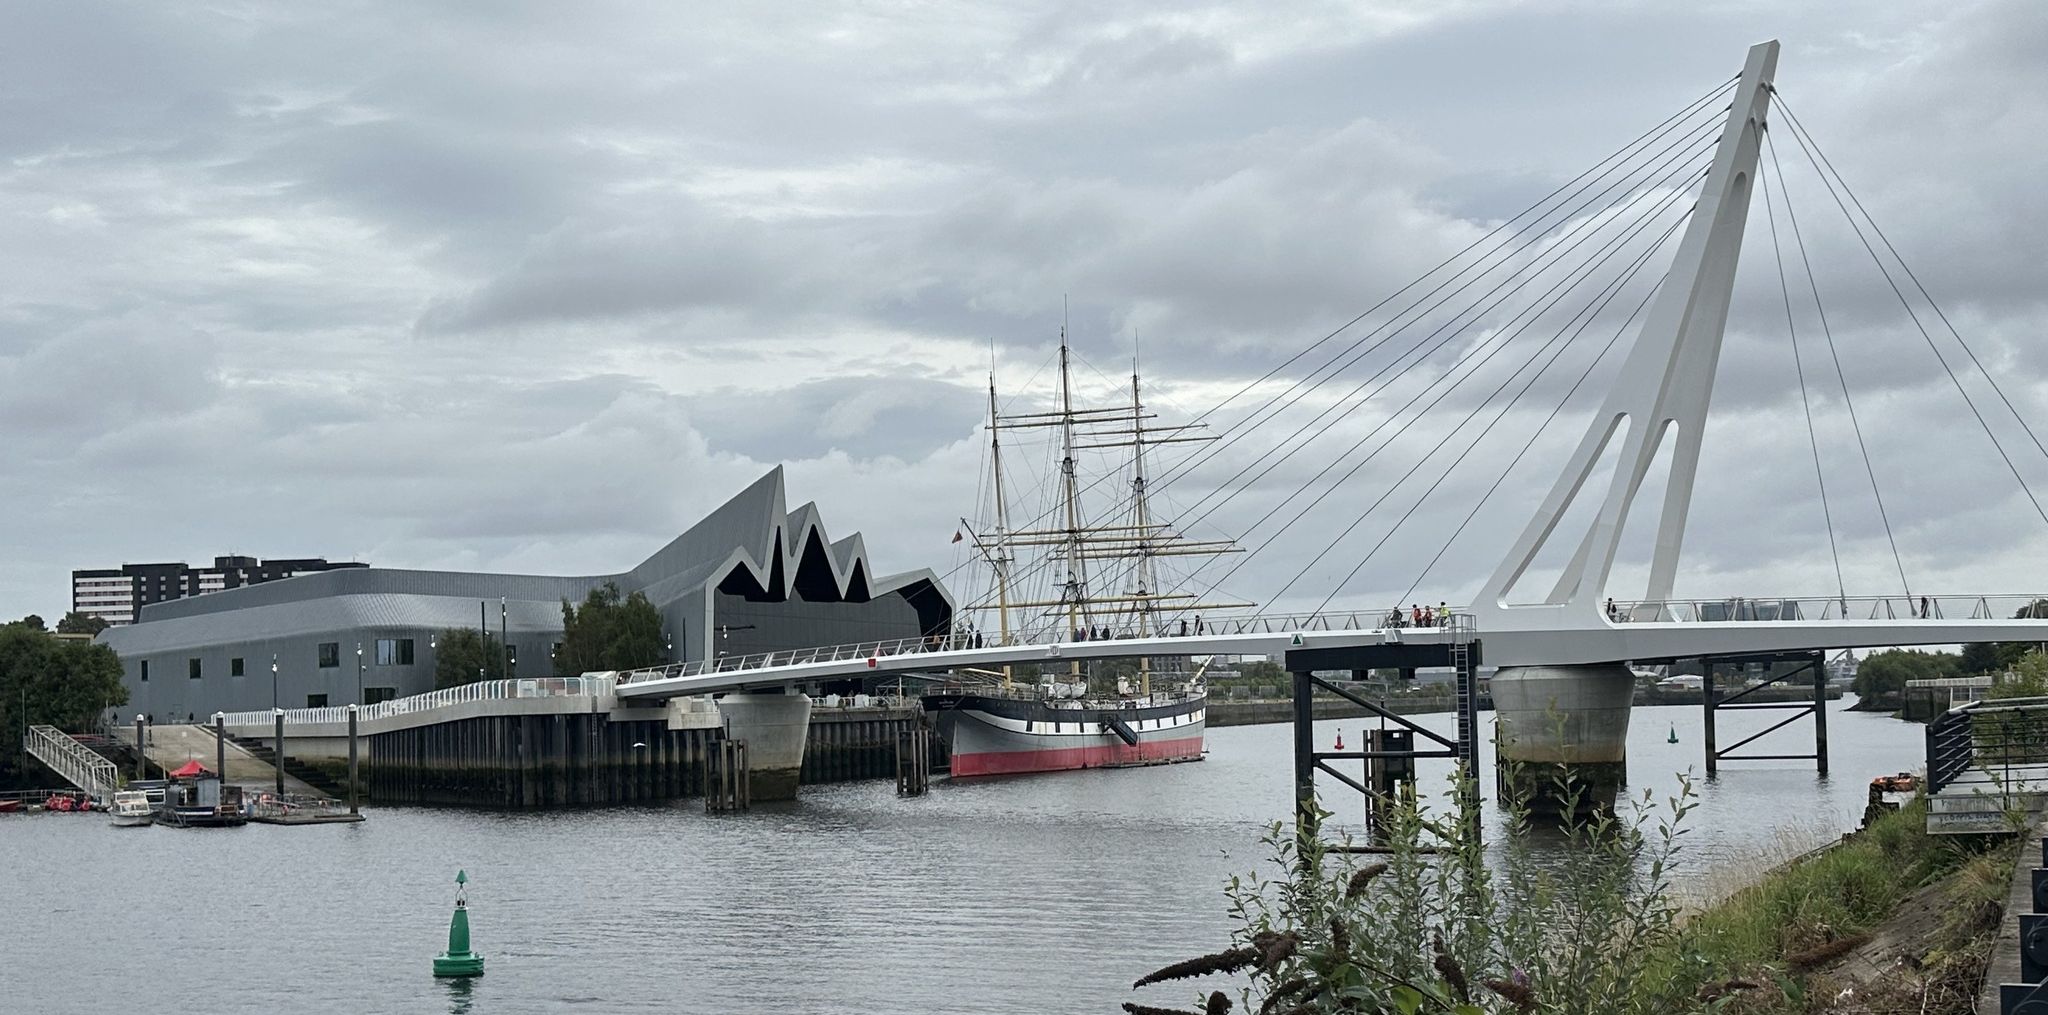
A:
[{"xmin": 109, "ymin": 790, "xmax": 154, "ymax": 827}]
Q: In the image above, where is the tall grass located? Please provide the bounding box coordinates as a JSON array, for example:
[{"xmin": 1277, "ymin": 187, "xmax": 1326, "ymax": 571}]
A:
[{"xmin": 1127, "ymin": 774, "xmax": 2006, "ymax": 1015}]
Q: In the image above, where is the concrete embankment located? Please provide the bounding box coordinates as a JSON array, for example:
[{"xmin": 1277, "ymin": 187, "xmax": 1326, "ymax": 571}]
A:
[{"xmin": 140, "ymin": 724, "xmax": 322, "ymax": 796}]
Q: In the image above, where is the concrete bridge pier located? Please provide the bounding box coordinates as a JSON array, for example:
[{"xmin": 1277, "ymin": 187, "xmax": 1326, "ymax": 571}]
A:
[
  {"xmin": 1490, "ymin": 664, "xmax": 1633, "ymax": 817},
  {"xmin": 715, "ymin": 690, "xmax": 813, "ymax": 801}
]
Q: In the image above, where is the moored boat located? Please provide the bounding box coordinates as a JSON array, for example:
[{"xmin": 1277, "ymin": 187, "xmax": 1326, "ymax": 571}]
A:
[
  {"xmin": 925, "ymin": 687, "xmax": 1204, "ymax": 776},
  {"xmin": 156, "ymin": 763, "xmax": 246, "ymax": 828},
  {"xmin": 933, "ymin": 325, "xmax": 1245, "ymax": 779},
  {"xmin": 109, "ymin": 790, "xmax": 154, "ymax": 827}
]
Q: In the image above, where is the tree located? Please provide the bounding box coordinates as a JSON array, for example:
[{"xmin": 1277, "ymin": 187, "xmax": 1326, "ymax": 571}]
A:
[
  {"xmin": 0, "ymin": 624, "xmax": 127, "ymax": 785},
  {"xmin": 1959, "ymin": 600, "xmax": 2048, "ymax": 675},
  {"xmin": 433, "ymin": 628, "xmax": 508, "ymax": 689},
  {"xmin": 55, "ymin": 612, "xmax": 109, "ymax": 637},
  {"xmin": 9, "ymin": 614, "xmax": 46, "ymax": 632},
  {"xmin": 1989, "ymin": 650, "xmax": 2048, "ymax": 700},
  {"xmin": 557, "ymin": 582, "xmax": 667, "ymax": 674},
  {"xmin": 1851, "ymin": 648, "xmax": 1959, "ymax": 701}
]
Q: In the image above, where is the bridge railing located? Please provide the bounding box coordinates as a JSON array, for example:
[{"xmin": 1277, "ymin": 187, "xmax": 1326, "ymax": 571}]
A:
[
  {"xmin": 1615, "ymin": 594, "xmax": 2048, "ymax": 624},
  {"xmin": 23, "ymin": 724, "xmax": 120, "ymax": 803},
  {"xmin": 614, "ymin": 608, "xmax": 1470, "ymax": 686},
  {"xmin": 1926, "ymin": 696, "xmax": 2048, "ymax": 797},
  {"xmin": 215, "ymin": 674, "xmax": 618, "ymax": 729}
]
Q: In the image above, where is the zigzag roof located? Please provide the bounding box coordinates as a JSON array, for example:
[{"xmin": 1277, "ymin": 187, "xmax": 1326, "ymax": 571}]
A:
[{"xmin": 121, "ymin": 467, "xmax": 949, "ymax": 630}]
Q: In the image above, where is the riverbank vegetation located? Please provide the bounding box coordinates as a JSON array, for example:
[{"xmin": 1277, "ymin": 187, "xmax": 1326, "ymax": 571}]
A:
[
  {"xmin": 0, "ymin": 616, "xmax": 127, "ymax": 789},
  {"xmin": 1126, "ymin": 775, "xmax": 2012, "ymax": 1014}
]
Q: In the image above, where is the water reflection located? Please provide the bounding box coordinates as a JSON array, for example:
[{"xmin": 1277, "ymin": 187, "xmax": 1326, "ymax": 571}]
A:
[{"xmin": 443, "ymin": 977, "xmax": 476, "ymax": 1015}]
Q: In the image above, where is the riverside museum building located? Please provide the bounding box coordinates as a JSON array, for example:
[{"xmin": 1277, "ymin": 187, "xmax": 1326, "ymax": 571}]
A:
[{"xmin": 103, "ymin": 468, "xmax": 955, "ymax": 721}]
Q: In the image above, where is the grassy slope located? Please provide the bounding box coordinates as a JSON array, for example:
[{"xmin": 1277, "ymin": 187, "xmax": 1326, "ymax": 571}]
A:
[{"xmin": 1647, "ymin": 799, "xmax": 2014, "ymax": 1012}]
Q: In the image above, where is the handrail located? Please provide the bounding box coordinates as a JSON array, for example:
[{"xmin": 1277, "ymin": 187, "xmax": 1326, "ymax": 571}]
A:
[
  {"xmin": 615, "ymin": 609, "xmax": 1478, "ymax": 687},
  {"xmin": 1925, "ymin": 696, "xmax": 2048, "ymax": 797},
  {"xmin": 1612, "ymin": 593, "xmax": 2048, "ymax": 624},
  {"xmin": 216, "ymin": 674, "xmax": 617, "ymax": 729},
  {"xmin": 23, "ymin": 725, "xmax": 120, "ymax": 804}
]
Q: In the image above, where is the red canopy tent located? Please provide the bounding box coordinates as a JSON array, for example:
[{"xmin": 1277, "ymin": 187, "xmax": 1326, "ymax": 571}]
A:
[{"xmin": 168, "ymin": 759, "xmax": 211, "ymax": 779}]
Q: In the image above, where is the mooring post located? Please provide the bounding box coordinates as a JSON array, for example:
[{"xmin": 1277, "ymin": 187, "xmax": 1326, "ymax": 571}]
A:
[
  {"xmin": 1812, "ymin": 652, "xmax": 1830, "ymax": 776},
  {"xmin": 1702, "ymin": 662, "xmax": 1718, "ymax": 777},
  {"xmin": 273, "ymin": 708, "xmax": 285, "ymax": 797},
  {"xmin": 347, "ymin": 704, "xmax": 360, "ymax": 814},
  {"xmin": 1291, "ymin": 668, "xmax": 1317, "ymax": 844}
]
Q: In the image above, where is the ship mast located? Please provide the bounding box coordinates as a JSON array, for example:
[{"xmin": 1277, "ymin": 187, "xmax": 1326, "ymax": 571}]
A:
[
  {"xmin": 1056, "ymin": 321, "xmax": 1090, "ymax": 678},
  {"xmin": 986, "ymin": 375, "xmax": 1015, "ymax": 677},
  {"xmin": 1129, "ymin": 351, "xmax": 1158, "ymax": 697},
  {"xmin": 972, "ymin": 320, "xmax": 1257, "ymax": 694}
]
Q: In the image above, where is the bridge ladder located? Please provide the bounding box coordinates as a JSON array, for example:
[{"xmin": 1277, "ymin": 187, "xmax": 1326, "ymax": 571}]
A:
[{"xmin": 23, "ymin": 725, "xmax": 120, "ymax": 804}]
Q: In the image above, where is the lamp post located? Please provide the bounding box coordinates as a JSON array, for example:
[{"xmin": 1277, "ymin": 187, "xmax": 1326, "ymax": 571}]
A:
[
  {"xmin": 356, "ymin": 642, "xmax": 364, "ymax": 707},
  {"xmin": 270, "ymin": 654, "xmax": 279, "ymax": 710},
  {"xmin": 667, "ymin": 634, "xmax": 673, "ymax": 664}
]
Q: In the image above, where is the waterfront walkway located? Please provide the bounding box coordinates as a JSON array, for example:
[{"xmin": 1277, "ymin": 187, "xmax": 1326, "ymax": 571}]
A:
[{"xmin": 140, "ymin": 725, "xmax": 322, "ymax": 797}]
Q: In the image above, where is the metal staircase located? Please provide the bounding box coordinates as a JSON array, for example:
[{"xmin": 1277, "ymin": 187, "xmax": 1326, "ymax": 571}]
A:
[{"xmin": 23, "ymin": 725, "xmax": 120, "ymax": 804}]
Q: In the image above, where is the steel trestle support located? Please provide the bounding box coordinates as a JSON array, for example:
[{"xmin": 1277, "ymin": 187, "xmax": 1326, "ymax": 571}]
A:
[
  {"xmin": 1701, "ymin": 650, "xmax": 1828, "ymax": 776},
  {"xmin": 1289, "ymin": 632, "xmax": 1482, "ymax": 852}
]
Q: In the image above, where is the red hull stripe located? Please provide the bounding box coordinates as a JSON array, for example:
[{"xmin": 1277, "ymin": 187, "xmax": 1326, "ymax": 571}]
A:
[{"xmin": 951, "ymin": 736, "xmax": 1204, "ymax": 777}]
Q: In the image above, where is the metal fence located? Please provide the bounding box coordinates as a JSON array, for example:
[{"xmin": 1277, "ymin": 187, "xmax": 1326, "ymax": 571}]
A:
[{"xmin": 1926, "ymin": 696, "xmax": 2048, "ymax": 796}]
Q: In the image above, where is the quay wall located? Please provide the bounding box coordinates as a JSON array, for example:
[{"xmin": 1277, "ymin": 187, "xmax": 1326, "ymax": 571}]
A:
[{"xmin": 359, "ymin": 705, "xmax": 925, "ymax": 807}]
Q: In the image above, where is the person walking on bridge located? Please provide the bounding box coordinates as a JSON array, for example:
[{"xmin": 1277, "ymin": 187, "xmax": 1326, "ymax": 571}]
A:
[
  {"xmin": 1438, "ymin": 602, "xmax": 1449, "ymax": 627},
  {"xmin": 1411, "ymin": 604, "xmax": 1423, "ymax": 627}
]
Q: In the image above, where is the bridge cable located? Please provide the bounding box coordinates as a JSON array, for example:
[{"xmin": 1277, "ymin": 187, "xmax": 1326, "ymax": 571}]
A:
[
  {"xmin": 1774, "ymin": 94, "xmax": 2048, "ymax": 469},
  {"xmin": 1159, "ymin": 178, "xmax": 1702, "ymax": 618},
  {"xmin": 944, "ymin": 82, "xmax": 1738, "ymax": 631},
  {"xmin": 1172, "ymin": 171, "xmax": 1704, "ymax": 604},
  {"xmin": 1761, "ymin": 125, "xmax": 1915, "ymax": 598},
  {"xmin": 1291, "ymin": 209, "xmax": 1691, "ymax": 614},
  {"xmin": 1165, "ymin": 142, "xmax": 1719, "ymax": 544},
  {"xmin": 1153, "ymin": 111, "xmax": 1733, "ymax": 494},
  {"xmin": 1759, "ymin": 136, "xmax": 1852, "ymax": 606},
  {"xmin": 1158, "ymin": 124, "xmax": 1726, "ymax": 523},
  {"xmin": 1396, "ymin": 273, "xmax": 1668, "ymax": 608},
  {"xmin": 1772, "ymin": 94, "xmax": 2048, "ymax": 530},
  {"xmin": 981, "ymin": 136, "xmax": 1720, "ymax": 623},
  {"xmin": 1199, "ymin": 180, "xmax": 1698, "ymax": 610},
  {"xmin": 1143, "ymin": 76, "xmax": 1740, "ymax": 485}
]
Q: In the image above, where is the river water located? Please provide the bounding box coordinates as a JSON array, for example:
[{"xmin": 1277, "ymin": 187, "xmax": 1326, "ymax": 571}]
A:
[{"xmin": 3, "ymin": 698, "xmax": 1918, "ymax": 1015}]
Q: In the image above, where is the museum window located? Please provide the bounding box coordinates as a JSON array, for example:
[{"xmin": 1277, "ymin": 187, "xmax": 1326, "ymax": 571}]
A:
[
  {"xmin": 231, "ymin": 657, "xmax": 245, "ymax": 677},
  {"xmin": 188, "ymin": 658, "xmax": 201, "ymax": 680},
  {"xmin": 140, "ymin": 660, "xmax": 149, "ymax": 682},
  {"xmin": 318, "ymin": 642, "xmax": 340, "ymax": 668},
  {"xmin": 306, "ymin": 694, "xmax": 328, "ymax": 708},
  {"xmin": 364, "ymin": 687, "xmax": 398, "ymax": 705},
  {"xmin": 377, "ymin": 638, "xmax": 416, "ymax": 666}
]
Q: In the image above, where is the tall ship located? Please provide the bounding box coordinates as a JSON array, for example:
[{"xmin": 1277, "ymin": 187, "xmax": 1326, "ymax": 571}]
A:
[{"xmin": 923, "ymin": 326, "xmax": 1249, "ymax": 777}]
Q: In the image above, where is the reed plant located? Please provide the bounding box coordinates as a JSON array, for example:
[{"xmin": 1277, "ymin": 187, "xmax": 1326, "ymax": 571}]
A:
[
  {"xmin": 1128, "ymin": 765, "xmax": 1699, "ymax": 1015},
  {"xmin": 1127, "ymin": 774, "xmax": 2005, "ymax": 1014}
]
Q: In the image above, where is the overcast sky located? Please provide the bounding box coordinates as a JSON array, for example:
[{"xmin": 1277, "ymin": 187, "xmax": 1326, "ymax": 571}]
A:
[{"xmin": 3, "ymin": 1, "xmax": 2045, "ymax": 627}]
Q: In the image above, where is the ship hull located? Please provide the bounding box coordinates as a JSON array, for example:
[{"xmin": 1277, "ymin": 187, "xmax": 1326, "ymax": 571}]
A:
[{"xmin": 923, "ymin": 692, "xmax": 1205, "ymax": 777}]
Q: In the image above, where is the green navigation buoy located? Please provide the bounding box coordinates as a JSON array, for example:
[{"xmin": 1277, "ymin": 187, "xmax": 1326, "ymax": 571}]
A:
[
  {"xmin": 433, "ymin": 870, "xmax": 485, "ymax": 978},
  {"xmin": 1667, "ymin": 724, "xmax": 1679, "ymax": 744}
]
